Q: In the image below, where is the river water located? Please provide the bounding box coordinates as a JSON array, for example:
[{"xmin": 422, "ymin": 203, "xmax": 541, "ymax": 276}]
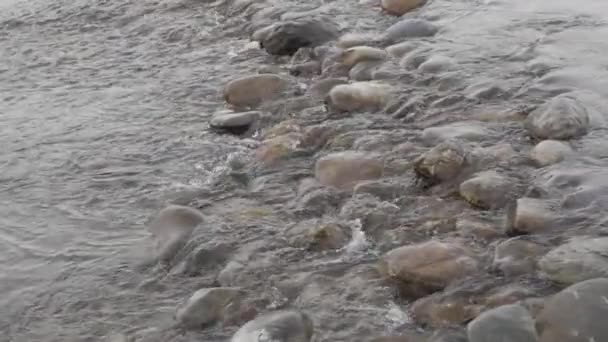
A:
[{"xmin": 1, "ymin": 0, "xmax": 608, "ymax": 341}]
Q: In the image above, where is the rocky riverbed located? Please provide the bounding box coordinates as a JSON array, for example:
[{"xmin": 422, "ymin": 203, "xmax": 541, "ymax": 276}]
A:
[{"xmin": 3, "ymin": 0, "xmax": 608, "ymax": 341}]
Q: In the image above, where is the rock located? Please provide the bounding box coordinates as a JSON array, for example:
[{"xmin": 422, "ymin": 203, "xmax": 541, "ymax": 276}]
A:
[
  {"xmin": 430, "ymin": 330, "xmax": 468, "ymax": 342},
  {"xmin": 400, "ymin": 49, "xmax": 431, "ymax": 69},
  {"xmin": 493, "ymin": 238, "xmax": 545, "ymax": 276},
  {"xmin": 370, "ymin": 336, "xmax": 426, "ymax": 342},
  {"xmin": 326, "ymin": 81, "xmax": 393, "ymax": 112},
  {"xmin": 384, "ymin": 18, "xmax": 438, "ymax": 42},
  {"xmin": 530, "ymin": 140, "xmax": 572, "ymax": 166},
  {"xmin": 536, "ymin": 278, "xmax": 608, "ymax": 342},
  {"xmin": 349, "ymin": 61, "xmax": 384, "ymax": 81},
  {"xmin": 456, "ymin": 218, "xmax": 502, "ymax": 241},
  {"xmin": 539, "ymin": 237, "xmax": 608, "ymax": 284},
  {"xmin": 307, "ymin": 78, "xmax": 348, "ymax": 99},
  {"xmin": 289, "ymin": 61, "xmax": 321, "ymax": 77},
  {"xmin": 421, "ymin": 121, "xmax": 490, "ymax": 145},
  {"xmin": 524, "ymin": 94, "xmax": 590, "ymax": 140},
  {"xmin": 412, "ymin": 293, "xmax": 481, "ymax": 327},
  {"xmin": 381, "ymin": 0, "xmax": 426, "ymax": 16},
  {"xmin": 285, "ymin": 219, "xmax": 351, "ymax": 250},
  {"xmin": 386, "ymin": 41, "xmax": 423, "ymax": 58},
  {"xmin": 210, "ymin": 111, "xmax": 260, "ymax": 130},
  {"xmin": 217, "ymin": 261, "xmax": 245, "ymax": 287},
  {"xmin": 418, "ymin": 55, "xmax": 455, "ymax": 74},
  {"xmin": 459, "ymin": 171, "xmax": 514, "ymax": 209},
  {"xmin": 467, "ymin": 304, "xmax": 538, "ymax": 342},
  {"xmin": 223, "ymin": 74, "xmax": 290, "ymax": 107},
  {"xmin": 414, "ymin": 142, "xmax": 468, "ymax": 183},
  {"xmin": 339, "ymin": 193, "xmax": 399, "ymax": 234},
  {"xmin": 176, "ymin": 287, "xmax": 246, "ymax": 329},
  {"xmin": 254, "ymin": 134, "xmax": 301, "ymax": 167},
  {"xmin": 261, "ymin": 19, "xmax": 339, "ymax": 56},
  {"xmin": 380, "ymin": 240, "xmax": 478, "ymax": 296},
  {"xmin": 293, "ymin": 181, "xmax": 340, "ymax": 216},
  {"xmin": 506, "ymin": 198, "xmax": 558, "ymax": 235},
  {"xmin": 231, "ymin": 310, "xmax": 313, "ymax": 342},
  {"xmin": 148, "ymin": 205, "xmax": 204, "ymax": 263},
  {"xmin": 251, "ymin": 23, "xmax": 278, "ymax": 42},
  {"xmin": 337, "ymin": 32, "xmax": 384, "ymax": 49},
  {"xmin": 354, "ymin": 178, "xmax": 412, "ymax": 200},
  {"xmin": 483, "ymin": 286, "xmax": 536, "ymax": 309},
  {"xmin": 338, "ymin": 46, "xmax": 387, "ymax": 67},
  {"xmin": 315, "ymin": 151, "xmax": 384, "ymax": 190}
]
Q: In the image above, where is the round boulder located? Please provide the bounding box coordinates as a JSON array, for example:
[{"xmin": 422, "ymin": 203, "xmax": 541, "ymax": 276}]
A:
[
  {"xmin": 524, "ymin": 94, "xmax": 590, "ymax": 140},
  {"xmin": 314, "ymin": 151, "xmax": 384, "ymax": 190},
  {"xmin": 231, "ymin": 310, "xmax": 314, "ymax": 342},
  {"xmin": 381, "ymin": 0, "xmax": 426, "ymax": 16},
  {"xmin": 261, "ymin": 19, "xmax": 339, "ymax": 56},
  {"xmin": 223, "ymin": 74, "xmax": 290, "ymax": 107},
  {"xmin": 467, "ymin": 304, "xmax": 538, "ymax": 342},
  {"xmin": 530, "ymin": 140, "xmax": 572, "ymax": 166},
  {"xmin": 414, "ymin": 141, "xmax": 468, "ymax": 183},
  {"xmin": 176, "ymin": 287, "xmax": 246, "ymax": 329},
  {"xmin": 148, "ymin": 205, "xmax": 204, "ymax": 262},
  {"xmin": 459, "ymin": 171, "xmax": 514, "ymax": 209},
  {"xmin": 539, "ymin": 237, "xmax": 608, "ymax": 284},
  {"xmin": 384, "ymin": 18, "xmax": 438, "ymax": 42},
  {"xmin": 326, "ymin": 81, "xmax": 392, "ymax": 112},
  {"xmin": 338, "ymin": 46, "xmax": 387, "ymax": 67}
]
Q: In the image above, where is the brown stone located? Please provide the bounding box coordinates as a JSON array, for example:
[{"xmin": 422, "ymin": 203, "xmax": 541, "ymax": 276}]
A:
[
  {"xmin": 381, "ymin": 0, "xmax": 426, "ymax": 16},
  {"xmin": 223, "ymin": 74, "xmax": 290, "ymax": 107},
  {"xmin": 315, "ymin": 151, "xmax": 384, "ymax": 190}
]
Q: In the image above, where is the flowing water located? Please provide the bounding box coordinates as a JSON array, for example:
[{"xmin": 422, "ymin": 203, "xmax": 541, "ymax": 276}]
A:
[{"xmin": 1, "ymin": 0, "xmax": 608, "ymax": 341}]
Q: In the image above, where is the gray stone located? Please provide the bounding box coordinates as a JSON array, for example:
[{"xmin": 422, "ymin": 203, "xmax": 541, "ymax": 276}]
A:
[
  {"xmin": 467, "ymin": 304, "xmax": 538, "ymax": 342},
  {"xmin": 530, "ymin": 140, "xmax": 572, "ymax": 166},
  {"xmin": 339, "ymin": 193, "xmax": 399, "ymax": 233},
  {"xmin": 176, "ymin": 287, "xmax": 246, "ymax": 329},
  {"xmin": 349, "ymin": 61, "xmax": 384, "ymax": 81},
  {"xmin": 384, "ymin": 18, "xmax": 438, "ymax": 43},
  {"xmin": 261, "ymin": 18, "xmax": 339, "ymax": 56},
  {"xmin": 539, "ymin": 237, "xmax": 608, "ymax": 284},
  {"xmin": 537, "ymin": 278, "xmax": 608, "ymax": 342},
  {"xmin": 525, "ymin": 94, "xmax": 590, "ymax": 140},
  {"xmin": 148, "ymin": 205, "xmax": 204, "ymax": 263},
  {"xmin": 506, "ymin": 198, "xmax": 558, "ymax": 235},
  {"xmin": 459, "ymin": 171, "xmax": 514, "ymax": 209},
  {"xmin": 418, "ymin": 55, "xmax": 456, "ymax": 74},
  {"xmin": 421, "ymin": 121, "xmax": 490, "ymax": 145},
  {"xmin": 414, "ymin": 141, "xmax": 468, "ymax": 183},
  {"xmin": 307, "ymin": 78, "xmax": 348, "ymax": 99},
  {"xmin": 493, "ymin": 238, "xmax": 546, "ymax": 276},
  {"xmin": 231, "ymin": 310, "xmax": 314, "ymax": 342},
  {"xmin": 210, "ymin": 111, "xmax": 260, "ymax": 129}
]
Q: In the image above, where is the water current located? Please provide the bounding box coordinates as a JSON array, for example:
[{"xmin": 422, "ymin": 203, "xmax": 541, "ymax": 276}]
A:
[{"xmin": 2, "ymin": 0, "xmax": 608, "ymax": 341}]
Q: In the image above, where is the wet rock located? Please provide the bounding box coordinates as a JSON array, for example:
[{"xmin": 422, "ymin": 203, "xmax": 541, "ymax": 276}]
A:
[
  {"xmin": 338, "ymin": 46, "xmax": 387, "ymax": 67},
  {"xmin": 465, "ymin": 81, "xmax": 507, "ymax": 101},
  {"xmin": 251, "ymin": 23, "xmax": 278, "ymax": 42},
  {"xmin": 381, "ymin": 0, "xmax": 426, "ymax": 16},
  {"xmin": 506, "ymin": 198, "xmax": 558, "ymax": 235},
  {"xmin": 337, "ymin": 32, "xmax": 384, "ymax": 49},
  {"xmin": 386, "ymin": 41, "xmax": 423, "ymax": 58},
  {"xmin": 339, "ymin": 193, "xmax": 399, "ymax": 234},
  {"xmin": 467, "ymin": 304, "xmax": 538, "ymax": 342},
  {"xmin": 315, "ymin": 151, "xmax": 384, "ymax": 190},
  {"xmin": 176, "ymin": 287, "xmax": 246, "ymax": 329},
  {"xmin": 384, "ymin": 18, "xmax": 438, "ymax": 43},
  {"xmin": 307, "ymin": 78, "xmax": 348, "ymax": 99},
  {"xmin": 539, "ymin": 237, "xmax": 608, "ymax": 284},
  {"xmin": 400, "ymin": 49, "xmax": 431, "ymax": 69},
  {"xmin": 261, "ymin": 19, "xmax": 339, "ymax": 56},
  {"xmin": 223, "ymin": 74, "xmax": 290, "ymax": 107},
  {"xmin": 231, "ymin": 310, "xmax": 313, "ymax": 342},
  {"xmin": 148, "ymin": 205, "xmax": 204, "ymax": 263},
  {"xmin": 254, "ymin": 134, "xmax": 301, "ymax": 167},
  {"xmin": 210, "ymin": 111, "xmax": 260, "ymax": 132},
  {"xmin": 414, "ymin": 142, "xmax": 468, "ymax": 183},
  {"xmin": 459, "ymin": 171, "xmax": 514, "ymax": 209},
  {"xmin": 217, "ymin": 261, "xmax": 245, "ymax": 287},
  {"xmin": 349, "ymin": 61, "xmax": 384, "ymax": 81},
  {"xmin": 380, "ymin": 240, "xmax": 478, "ymax": 296},
  {"xmin": 524, "ymin": 94, "xmax": 590, "ymax": 140},
  {"xmin": 412, "ymin": 293, "xmax": 481, "ymax": 327},
  {"xmin": 530, "ymin": 140, "xmax": 572, "ymax": 166},
  {"xmin": 421, "ymin": 121, "xmax": 490, "ymax": 145},
  {"xmin": 483, "ymin": 286, "xmax": 536, "ymax": 309},
  {"xmin": 430, "ymin": 330, "xmax": 468, "ymax": 342},
  {"xmin": 456, "ymin": 218, "xmax": 502, "ymax": 241},
  {"xmin": 370, "ymin": 336, "xmax": 427, "ymax": 342},
  {"xmin": 493, "ymin": 238, "xmax": 545, "ymax": 276},
  {"xmin": 418, "ymin": 55, "xmax": 455, "ymax": 74},
  {"xmin": 293, "ymin": 179, "xmax": 340, "ymax": 216},
  {"xmin": 326, "ymin": 82, "xmax": 393, "ymax": 112},
  {"xmin": 354, "ymin": 177, "xmax": 412, "ymax": 200},
  {"xmin": 536, "ymin": 278, "xmax": 608, "ymax": 342},
  {"xmin": 289, "ymin": 61, "xmax": 320, "ymax": 77},
  {"xmin": 285, "ymin": 219, "xmax": 351, "ymax": 251}
]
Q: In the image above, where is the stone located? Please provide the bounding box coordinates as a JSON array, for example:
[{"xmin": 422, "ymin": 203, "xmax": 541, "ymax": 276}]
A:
[
  {"xmin": 400, "ymin": 49, "xmax": 432, "ymax": 69},
  {"xmin": 418, "ymin": 55, "xmax": 455, "ymax": 74},
  {"xmin": 223, "ymin": 74, "xmax": 290, "ymax": 107},
  {"xmin": 459, "ymin": 171, "xmax": 514, "ymax": 209},
  {"xmin": 539, "ymin": 237, "xmax": 608, "ymax": 284},
  {"xmin": 326, "ymin": 81, "xmax": 393, "ymax": 112},
  {"xmin": 381, "ymin": 0, "xmax": 426, "ymax": 16},
  {"xmin": 414, "ymin": 142, "xmax": 468, "ymax": 183},
  {"xmin": 467, "ymin": 304, "xmax": 538, "ymax": 342},
  {"xmin": 412, "ymin": 293, "xmax": 481, "ymax": 327},
  {"xmin": 289, "ymin": 61, "xmax": 321, "ymax": 77},
  {"xmin": 530, "ymin": 140, "xmax": 572, "ymax": 166},
  {"xmin": 506, "ymin": 198, "xmax": 558, "ymax": 235},
  {"xmin": 217, "ymin": 261, "xmax": 245, "ymax": 287},
  {"xmin": 251, "ymin": 23, "xmax": 278, "ymax": 42},
  {"xmin": 176, "ymin": 287, "xmax": 246, "ymax": 329},
  {"xmin": 261, "ymin": 18, "xmax": 339, "ymax": 56},
  {"xmin": 338, "ymin": 46, "xmax": 387, "ymax": 67},
  {"xmin": 421, "ymin": 121, "xmax": 490, "ymax": 145},
  {"xmin": 285, "ymin": 219, "xmax": 351, "ymax": 251},
  {"xmin": 536, "ymin": 278, "xmax": 608, "ymax": 342},
  {"xmin": 380, "ymin": 240, "xmax": 478, "ymax": 296},
  {"xmin": 339, "ymin": 193, "xmax": 400, "ymax": 233},
  {"xmin": 456, "ymin": 218, "xmax": 502, "ymax": 241},
  {"xmin": 307, "ymin": 78, "xmax": 348, "ymax": 99},
  {"xmin": 231, "ymin": 310, "xmax": 313, "ymax": 342},
  {"xmin": 314, "ymin": 151, "xmax": 384, "ymax": 190},
  {"xmin": 337, "ymin": 32, "xmax": 384, "ymax": 49},
  {"xmin": 349, "ymin": 61, "xmax": 384, "ymax": 81},
  {"xmin": 210, "ymin": 111, "xmax": 260, "ymax": 130},
  {"xmin": 354, "ymin": 178, "xmax": 412, "ymax": 200},
  {"xmin": 148, "ymin": 205, "xmax": 204, "ymax": 263},
  {"xmin": 384, "ymin": 18, "xmax": 438, "ymax": 42},
  {"xmin": 524, "ymin": 94, "xmax": 590, "ymax": 140},
  {"xmin": 254, "ymin": 134, "xmax": 301, "ymax": 167},
  {"xmin": 493, "ymin": 238, "xmax": 545, "ymax": 276},
  {"xmin": 386, "ymin": 41, "xmax": 423, "ymax": 58},
  {"xmin": 430, "ymin": 330, "xmax": 468, "ymax": 342},
  {"xmin": 370, "ymin": 336, "xmax": 426, "ymax": 342}
]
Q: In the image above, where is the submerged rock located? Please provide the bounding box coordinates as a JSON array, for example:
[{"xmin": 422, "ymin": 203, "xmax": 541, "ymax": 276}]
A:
[
  {"xmin": 231, "ymin": 310, "xmax": 314, "ymax": 342},
  {"xmin": 307, "ymin": 78, "xmax": 349, "ymax": 99},
  {"xmin": 493, "ymin": 238, "xmax": 545, "ymax": 276},
  {"xmin": 223, "ymin": 74, "xmax": 290, "ymax": 107},
  {"xmin": 384, "ymin": 18, "xmax": 438, "ymax": 42},
  {"xmin": 338, "ymin": 46, "xmax": 387, "ymax": 67},
  {"xmin": 285, "ymin": 219, "xmax": 351, "ymax": 251},
  {"xmin": 381, "ymin": 0, "xmax": 426, "ymax": 16},
  {"xmin": 459, "ymin": 171, "xmax": 514, "ymax": 209},
  {"xmin": 506, "ymin": 198, "xmax": 558, "ymax": 235},
  {"xmin": 337, "ymin": 32, "xmax": 384, "ymax": 49},
  {"xmin": 467, "ymin": 304, "xmax": 538, "ymax": 342},
  {"xmin": 380, "ymin": 240, "xmax": 478, "ymax": 296},
  {"xmin": 339, "ymin": 193, "xmax": 399, "ymax": 234},
  {"xmin": 315, "ymin": 151, "xmax": 384, "ymax": 190},
  {"xmin": 148, "ymin": 205, "xmax": 204, "ymax": 263},
  {"xmin": 414, "ymin": 142, "xmax": 468, "ymax": 183},
  {"xmin": 539, "ymin": 237, "xmax": 608, "ymax": 284},
  {"xmin": 530, "ymin": 140, "xmax": 572, "ymax": 166},
  {"xmin": 418, "ymin": 55, "xmax": 455, "ymax": 74},
  {"xmin": 536, "ymin": 278, "xmax": 608, "ymax": 342},
  {"xmin": 210, "ymin": 111, "xmax": 260, "ymax": 132},
  {"xmin": 421, "ymin": 121, "xmax": 490, "ymax": 145},
  {"xmin": 525, "ymin": 94, "xmax": 590, "ymax": 140},
  {"xmin": 176, "ymin": 287, "xmax": 246, "ymax": 329},
  {"xmin": 349, "ymin": 61, "xmax": 384, "ymax": 81},
  {"xmin": 386, "ymin": 41, "xmax": 423, "ymax": 58},
  {"xmin": 261, "ymin": 19, "xmax": 339, "ymax": 56},
  {"xmin": 326, "ymin": 82, "xmax": 393, "ymax": 112}
]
